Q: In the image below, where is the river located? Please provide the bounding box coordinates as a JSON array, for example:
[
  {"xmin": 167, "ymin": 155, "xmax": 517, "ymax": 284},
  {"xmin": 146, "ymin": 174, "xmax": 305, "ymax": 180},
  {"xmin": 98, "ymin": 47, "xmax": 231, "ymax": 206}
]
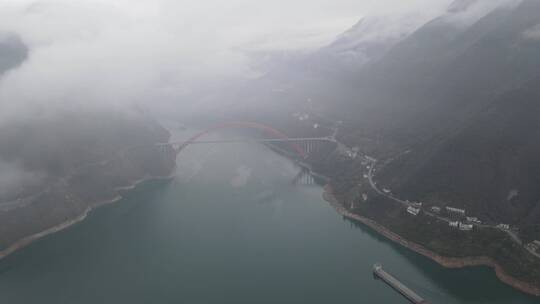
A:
[{"xmin": 0, "ymin": 128, "xmax": 537, "ymax": 303}]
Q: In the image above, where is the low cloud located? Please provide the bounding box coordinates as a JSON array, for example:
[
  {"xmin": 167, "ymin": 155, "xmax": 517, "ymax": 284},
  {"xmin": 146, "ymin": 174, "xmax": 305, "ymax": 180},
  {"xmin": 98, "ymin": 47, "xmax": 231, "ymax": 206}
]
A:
[
  {"xmin": 0, "ymin": 0, "xmax": 452, "ymax": 122},
  {"xmin": 0, "ymin": 160, "xmax": 44, "ymax": 195},
  {"xmin": 0, "ymin": 33, "xmax": 28, "ymax": 76},
  {"xmin": 523, "ymin": 24, "xmax": 540, "ymax": 41},
  {"xmin": 443, "ymin": 0, "xmax": 522, "ymax": 28},
  {"xmin": 0, "ymin": 0, "xmax": 251, "ymax": 122}
]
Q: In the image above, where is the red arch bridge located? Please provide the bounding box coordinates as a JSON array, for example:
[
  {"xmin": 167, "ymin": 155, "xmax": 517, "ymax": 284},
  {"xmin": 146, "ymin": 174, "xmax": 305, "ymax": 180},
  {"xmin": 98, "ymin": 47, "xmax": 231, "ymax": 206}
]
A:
[
  {"xmin": 157, "ymin": 121, "xmax": 336, "ymax": 159},
  {"xmin": 155, "ymin": 122, "xmax": 337, "ymax": 184}
]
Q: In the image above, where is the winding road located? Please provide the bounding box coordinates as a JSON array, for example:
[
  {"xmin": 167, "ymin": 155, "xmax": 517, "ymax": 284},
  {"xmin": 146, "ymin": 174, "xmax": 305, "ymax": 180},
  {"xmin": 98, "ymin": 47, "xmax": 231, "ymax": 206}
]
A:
[{"xmin": 364, "ymin": 156, "xmax": 540, "ymax": 259}]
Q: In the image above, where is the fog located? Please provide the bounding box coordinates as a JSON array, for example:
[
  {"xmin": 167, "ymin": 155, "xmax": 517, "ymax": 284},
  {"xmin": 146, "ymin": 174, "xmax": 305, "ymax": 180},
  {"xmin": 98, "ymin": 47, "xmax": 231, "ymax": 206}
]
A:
[
  {"xmin": 523, "ymin": 24, "xmax": 540, "ymax": 40},
  {"xmin": 0, "ymin": 160, "xmax": 44, "ymax": 196},
  {"xmin": 444, "ymin": 0, "xmax": 522, "ymax": 27},
  {"xmin": 0, "ymin": 0, "xmax": 457, "ymax": 122}
]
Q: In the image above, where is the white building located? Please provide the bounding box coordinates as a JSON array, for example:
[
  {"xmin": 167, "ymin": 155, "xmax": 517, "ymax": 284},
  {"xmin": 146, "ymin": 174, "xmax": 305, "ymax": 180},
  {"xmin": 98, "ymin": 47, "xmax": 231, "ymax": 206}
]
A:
[
  {"xmin": 466, "ymin": 217, "xmax": 481, "ymax": 224},
  {"xmin": 446, "ymin": 206, "xmax": 466, "ymax": 215},
  {"xmin": 366, "ymin": 156, "xmax": 377, "ymax": 162},
  {"xmin": 497, "ymin": 224, "xmax": 510, "ymax": 230},
  {"xmin": 431, "ymin": 206, "xmax": 441, "ymax": 213},
  {"xmin": 407, "ymin": 207, "xmax": 420, "ymax": 216},
  {"xmin": 383, "ymin": 188, "xmax": 391, "ymax": 194},
  {"xmin": 449, "ymin": 221, "xmax": 459, "ymax": 228},
  {"xmin": 411, "ymin": 202, "xmax": 423, "ymax": 208},
  {"xmin": 526, "ymin": 241, "xmax": 540, "ymax": 252},
  {"xmin": 459, "ymin": 223, "xmax": 474, "ymax": 231}
]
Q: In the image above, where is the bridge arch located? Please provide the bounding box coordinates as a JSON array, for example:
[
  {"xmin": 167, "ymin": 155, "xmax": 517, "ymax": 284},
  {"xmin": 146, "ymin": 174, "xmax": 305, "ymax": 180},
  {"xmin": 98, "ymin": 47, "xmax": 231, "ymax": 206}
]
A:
[{"xmin": 177, "ymin": 121, "xmax": 307, "ymax": 158}]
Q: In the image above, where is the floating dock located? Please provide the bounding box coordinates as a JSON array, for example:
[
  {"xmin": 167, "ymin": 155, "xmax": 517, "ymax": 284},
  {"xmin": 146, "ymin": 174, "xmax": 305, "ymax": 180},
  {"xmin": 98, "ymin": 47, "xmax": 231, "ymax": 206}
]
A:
[{"xmin": 373, "ymin": 264, "xmax": 430, "ymax": 304}]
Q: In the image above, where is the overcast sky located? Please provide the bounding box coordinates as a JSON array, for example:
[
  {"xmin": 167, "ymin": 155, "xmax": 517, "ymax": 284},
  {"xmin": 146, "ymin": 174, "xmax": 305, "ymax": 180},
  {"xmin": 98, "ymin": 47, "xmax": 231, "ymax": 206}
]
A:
[
  {"xmin": 0, "ymin": 0, "xmax": 453, "ymax": 120},
  {"xmin": 1, "ymin": 0, "xmax": 453, "ymax": 50}
]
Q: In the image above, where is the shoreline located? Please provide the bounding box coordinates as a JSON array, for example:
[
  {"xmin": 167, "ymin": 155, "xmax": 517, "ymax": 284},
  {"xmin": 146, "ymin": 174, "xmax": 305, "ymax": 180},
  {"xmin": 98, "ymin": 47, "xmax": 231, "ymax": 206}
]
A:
[
  {"xmin": 3, "ymin": 138, "xmax": 538, "ymax": 296},
  {"xmin": 0, "ymin": 173, "xmax": 175, "ymax": 261},
  {"xmin": 322, "ymin": 184, "xmax": 540, "ymax": 297}
]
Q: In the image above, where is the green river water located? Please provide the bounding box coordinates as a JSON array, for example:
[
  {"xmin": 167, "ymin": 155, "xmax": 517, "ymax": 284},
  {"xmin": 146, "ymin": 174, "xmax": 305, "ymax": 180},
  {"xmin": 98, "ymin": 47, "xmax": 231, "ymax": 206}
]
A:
[{"xmin": 0, "ymin": 129, "xmax": 537, "ymax": 303}]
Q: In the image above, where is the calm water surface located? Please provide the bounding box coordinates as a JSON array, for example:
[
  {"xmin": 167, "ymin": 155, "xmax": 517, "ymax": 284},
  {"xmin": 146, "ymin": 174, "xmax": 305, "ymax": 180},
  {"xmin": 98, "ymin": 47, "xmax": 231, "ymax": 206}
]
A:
[{"xmin": 0, "ymin": 129, "xmax": 537, "ymax": 303}]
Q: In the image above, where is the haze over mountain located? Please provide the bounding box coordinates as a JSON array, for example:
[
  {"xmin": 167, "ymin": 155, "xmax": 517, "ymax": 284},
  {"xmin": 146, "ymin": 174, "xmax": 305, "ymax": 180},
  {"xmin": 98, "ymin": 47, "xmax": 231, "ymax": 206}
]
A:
[
  {"xmin": 3, "ymin": 0, "xmax": 540, "ymax": 299},
  {"xmin": 239, "ymin": 0, "xmax": 540, "ymax": 240},
  {"xmin": 0, "ymin": 16, "xmax": 174, "ymax": 251}
]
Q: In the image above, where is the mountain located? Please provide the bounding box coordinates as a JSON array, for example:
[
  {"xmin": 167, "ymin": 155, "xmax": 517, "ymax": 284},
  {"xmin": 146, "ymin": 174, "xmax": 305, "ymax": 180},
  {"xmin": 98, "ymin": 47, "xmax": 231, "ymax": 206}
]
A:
[
  {"xmin": 353, "ymin": 0, "xmax": 540, "ymax": 226},
  {"xmin": 288, "ymin": 0, "xmax": 540, "ymax": 233},
  {"xmin": 239, "ymin": 0, "xmax": 522, "ymax": 123},
  {"xmin": 320, "ymin": 14, "xmax": 431, "ymax": 71},
  {"xmin": 372, "ymin": 0, "xmax": 540, "ymax": 239},
  {"xmin": 321, "ymin": 0, "xmax": 540, "ymax": 233},
  {"xmin": 333, "ymin": 0, "xmax": 531, "ymax": 142},
  {"xmin": 224, "ymin": 13, "xmax": 435, "ymax": 127}
]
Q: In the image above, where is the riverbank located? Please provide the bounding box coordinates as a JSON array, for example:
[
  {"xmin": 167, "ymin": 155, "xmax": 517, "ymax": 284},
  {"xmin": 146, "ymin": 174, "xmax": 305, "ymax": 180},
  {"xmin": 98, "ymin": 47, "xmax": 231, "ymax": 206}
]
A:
[
  {"xmin": 322, "ymin": 185, "xmax": 540, "ymax": 297},
  {"xmin": 0, "ymin": 173, "xmax": 175, "ymax": 261}
]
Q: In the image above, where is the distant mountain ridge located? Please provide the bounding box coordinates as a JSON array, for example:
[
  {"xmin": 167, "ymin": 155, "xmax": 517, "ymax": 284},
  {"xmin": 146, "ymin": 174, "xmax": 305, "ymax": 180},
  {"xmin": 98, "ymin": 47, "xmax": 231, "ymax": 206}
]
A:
[{"xmin": 323, "ymin": 14, "xmax": 430, "ymax": 69}]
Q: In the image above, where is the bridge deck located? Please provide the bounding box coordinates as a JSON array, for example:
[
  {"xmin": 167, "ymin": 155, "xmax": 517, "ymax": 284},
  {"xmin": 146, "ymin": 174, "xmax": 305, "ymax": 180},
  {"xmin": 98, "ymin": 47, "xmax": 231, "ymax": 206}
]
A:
[{"xmin": 160, "ymin": 137, "xmax": 335, "ymax": 146}]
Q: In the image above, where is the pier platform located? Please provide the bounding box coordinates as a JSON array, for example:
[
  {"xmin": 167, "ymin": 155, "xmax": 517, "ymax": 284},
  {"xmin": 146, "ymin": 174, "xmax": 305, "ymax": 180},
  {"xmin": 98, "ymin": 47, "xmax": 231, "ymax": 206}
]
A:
[{"xmin": 373, "ymin": 264, "xmax": 430, "ymax": 304}]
